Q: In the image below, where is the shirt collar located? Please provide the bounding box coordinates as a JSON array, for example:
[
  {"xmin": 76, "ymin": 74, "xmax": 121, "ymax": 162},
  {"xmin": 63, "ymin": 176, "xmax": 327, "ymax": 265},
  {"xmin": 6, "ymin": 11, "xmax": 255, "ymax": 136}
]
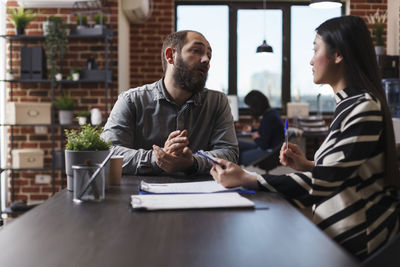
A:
[
  {"xmin": 334, "ymin": 87, "xmax": 364, "ymax": 104},
  {"xmin": 154, "ymin": 78, "xmax": 204, "ymax": 106}
]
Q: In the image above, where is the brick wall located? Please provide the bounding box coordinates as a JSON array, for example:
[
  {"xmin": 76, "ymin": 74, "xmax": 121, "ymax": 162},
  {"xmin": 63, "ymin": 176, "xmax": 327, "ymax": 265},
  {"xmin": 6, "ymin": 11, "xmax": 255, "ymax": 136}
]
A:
[
  {"xmin": 350, "ymin": 0, "xmax": 388, "ymax": 47},
  {"xmin": 129, "ymin": 0, "xmax": 174, "ymax": 88},
  {"xmin": 4, "ymin": 0, "xmax": 118, "ymax": 204}
]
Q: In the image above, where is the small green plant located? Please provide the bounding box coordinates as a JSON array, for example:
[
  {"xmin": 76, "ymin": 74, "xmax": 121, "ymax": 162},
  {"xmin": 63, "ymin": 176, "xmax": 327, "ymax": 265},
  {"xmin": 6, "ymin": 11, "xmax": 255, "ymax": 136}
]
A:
[
  {"xmin": 76, "ymin": 110, "xmax": 90, "ymax": 117},
  {"xmin": 44, "ymin": 16, "xmax": 68, "ymax": 79},
  {"xmin": 53, "ymin": 93, "xmax": 75, "ymax": 110},
  {"xmin": 76, "ymin": 14, "xmax": 88, "ymax": 26},
  {"xmin": 65, "ymin": 124, "xmax": 111, "ymax": 151},
  {"xmin": 67, "ymin": 68, "xmax": 80, "ymax": 80},
  {"xmin": 367, "ymin": 9, "xmax": 387, "ymax": 46},
  {"xmin": 93, "ymin": 13, "xmax": 106, "ymax": 25},
  {"xmin": 7, "ymin": 6, "xmax": 39, "ymax": 34}
]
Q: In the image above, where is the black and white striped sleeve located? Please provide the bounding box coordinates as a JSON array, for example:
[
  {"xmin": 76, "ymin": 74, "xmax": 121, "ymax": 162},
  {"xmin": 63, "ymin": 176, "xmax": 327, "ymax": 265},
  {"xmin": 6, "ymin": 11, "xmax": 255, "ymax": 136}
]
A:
[{"xmin": 257, "ymin": 98, "xmax": 383, "ymax": 207}]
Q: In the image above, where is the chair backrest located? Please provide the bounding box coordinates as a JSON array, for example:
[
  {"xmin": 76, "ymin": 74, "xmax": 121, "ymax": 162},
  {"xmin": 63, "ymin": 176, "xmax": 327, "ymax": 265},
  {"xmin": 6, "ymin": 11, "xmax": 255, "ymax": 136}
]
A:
[
  {"xmin": 246, "ymin": 143, "xmax": 282, "ymax": 172},
  {"xmin": 298, "ymin": 116, "xmax": 329, "ymax": 133},
  {"xmin": 362, "ymin": 233, "xmax": 400, "ymax": 267},
  {"xmin": 227, "ymin": 95, "xmax": 239, "ymax": 122}
]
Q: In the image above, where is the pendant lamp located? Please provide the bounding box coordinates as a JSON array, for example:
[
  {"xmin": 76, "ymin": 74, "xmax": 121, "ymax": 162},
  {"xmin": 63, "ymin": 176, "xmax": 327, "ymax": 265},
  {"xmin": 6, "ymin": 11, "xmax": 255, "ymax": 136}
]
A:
[
  {"xmin": 256, "ymin": 0, "xmax": 273, "ymax": 53},
  {"xmin": 309, "ymin": 0, "xmax": 342, "ymax": 9}
]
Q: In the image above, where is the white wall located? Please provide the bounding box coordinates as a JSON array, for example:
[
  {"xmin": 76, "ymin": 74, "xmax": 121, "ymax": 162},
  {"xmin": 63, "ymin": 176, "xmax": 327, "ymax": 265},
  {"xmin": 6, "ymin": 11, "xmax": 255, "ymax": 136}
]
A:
[
  {"xmin": 118, "ymin": 0, "xmax": 130, "ymax": 93},
  {"xmin": 387, "ymin": 0, "xmax": 400, "ymax": 55}
]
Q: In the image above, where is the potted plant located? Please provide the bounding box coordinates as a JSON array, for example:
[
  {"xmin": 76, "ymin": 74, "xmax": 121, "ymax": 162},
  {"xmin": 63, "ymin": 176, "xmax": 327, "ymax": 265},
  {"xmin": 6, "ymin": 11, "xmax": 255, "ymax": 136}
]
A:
[
  {"xmin": 76, "ymin": 14, "xmax": 88, "ymax": 30},
  {"xmin": 93, "ymin": 12, "xmax": 107, "ymax": 29},
  {"xmin": 76, "ymin": 110, "xmax": 90, "ymax": 125},
  {"xmin": 367, "ymin": 9, "xmax": 387, "ymax": 56},
  {"xmin": 64, "ymin": 124, "xmax": 111, "ymax": 191},
  {"xmin": 44, "ymin": 16, "xmax": 68, "ymax": 80},
  {"xmin": 53, "ymin": 93, "xmax": 75, "ymax": 125},
  {"xmin": 7, "ymin": 6, "xmax": 38, "ymax": 35},
  {"xmin": 66, "ymin": 68, "xmax": 80, "ymax": 81}
]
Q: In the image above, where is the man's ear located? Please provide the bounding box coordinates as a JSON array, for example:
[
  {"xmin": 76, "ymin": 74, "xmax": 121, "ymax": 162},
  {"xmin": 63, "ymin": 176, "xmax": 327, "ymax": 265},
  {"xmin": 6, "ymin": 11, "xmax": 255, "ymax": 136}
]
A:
[{"xmin": 165, "ymin": 47, "xmax": 175, "ymax": 65}]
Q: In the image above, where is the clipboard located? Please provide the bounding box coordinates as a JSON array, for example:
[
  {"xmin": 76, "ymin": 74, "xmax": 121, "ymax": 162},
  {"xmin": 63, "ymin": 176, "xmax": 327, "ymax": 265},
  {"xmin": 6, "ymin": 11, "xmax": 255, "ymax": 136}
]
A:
[{"xmin": 131, "ymin": 192, "xmax": 255, "ymax": 211}]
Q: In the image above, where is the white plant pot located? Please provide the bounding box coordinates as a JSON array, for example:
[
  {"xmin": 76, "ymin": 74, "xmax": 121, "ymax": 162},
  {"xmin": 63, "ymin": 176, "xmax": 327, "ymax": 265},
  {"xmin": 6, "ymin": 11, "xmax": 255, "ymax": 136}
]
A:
[
  {"xmin": 72, "ymin": 73, "xmax": 80, "ymax": 81},
  {"xmin": 91, "ymin": 108, "xmax": 102, "ymax": 125},
  {"xmin": 55, "ymin": 73, "xmax": 62, "ymax": 81},
  {"xmin": 375, "ymin": 46, "xmax": 385, "ymax": 56},
  {"xmin": 78, "ymin": 116, "xmax": 87, "ymax": 125},
  {"xmin": 59, "ymin": 110, "xmax": 73, "ymax": 125}
]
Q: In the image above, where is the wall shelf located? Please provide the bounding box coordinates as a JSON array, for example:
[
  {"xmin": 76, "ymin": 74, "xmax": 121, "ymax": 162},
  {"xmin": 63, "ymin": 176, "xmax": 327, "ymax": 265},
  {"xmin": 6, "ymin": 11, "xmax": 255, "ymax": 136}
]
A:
[{"xmin": 0, "ymin": 30, "xmax": 113, "ymax": 204}]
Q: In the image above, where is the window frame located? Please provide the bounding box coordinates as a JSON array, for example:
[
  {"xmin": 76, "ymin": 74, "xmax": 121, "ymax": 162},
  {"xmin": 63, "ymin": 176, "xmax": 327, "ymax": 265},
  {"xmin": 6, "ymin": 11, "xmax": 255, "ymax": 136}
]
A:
[{"xmin": 175, "ymin": 1, "xmax": 344, "ymax": 114}]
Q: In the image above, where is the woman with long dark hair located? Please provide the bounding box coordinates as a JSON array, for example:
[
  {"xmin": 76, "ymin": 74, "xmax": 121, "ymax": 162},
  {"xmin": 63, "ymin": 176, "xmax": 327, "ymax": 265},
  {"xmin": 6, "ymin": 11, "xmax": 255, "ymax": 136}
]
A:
[
  {"xmin": 210, "ymin": 15, "xmax": 400, "ymax": 260},
  {"xmin": 238, "ymin": 90, "xmax": 284, "ymax": 165}
]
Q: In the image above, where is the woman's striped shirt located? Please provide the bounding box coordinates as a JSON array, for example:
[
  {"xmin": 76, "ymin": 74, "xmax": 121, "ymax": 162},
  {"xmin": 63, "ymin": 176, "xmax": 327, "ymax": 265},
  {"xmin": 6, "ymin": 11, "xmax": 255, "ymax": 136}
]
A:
[{"xmin": 257, "ymin": 87, "xmax": 400, "ymax": 260}]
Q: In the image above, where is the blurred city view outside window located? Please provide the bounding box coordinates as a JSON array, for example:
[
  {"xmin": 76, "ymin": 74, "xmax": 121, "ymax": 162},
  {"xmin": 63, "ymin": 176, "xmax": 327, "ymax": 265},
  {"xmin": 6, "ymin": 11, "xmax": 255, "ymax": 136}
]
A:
[
  {"xmin": 291, "ymin": 6, "xmax": 341, "ymax": 112},
  {"xmin": 237, "ymin": 9, "xmax": 282, "ymax": 108}
]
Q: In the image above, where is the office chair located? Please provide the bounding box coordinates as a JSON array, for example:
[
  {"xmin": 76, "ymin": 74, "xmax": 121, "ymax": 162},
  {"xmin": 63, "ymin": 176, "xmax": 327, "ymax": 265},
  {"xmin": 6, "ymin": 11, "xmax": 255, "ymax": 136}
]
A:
[
  {"xmin": 362, "ymin": 233, "xmax": 400, "ymax": 267},
  {"xmin": 243, "ymin": 143, "xmax": 282, "ymax": 173}
]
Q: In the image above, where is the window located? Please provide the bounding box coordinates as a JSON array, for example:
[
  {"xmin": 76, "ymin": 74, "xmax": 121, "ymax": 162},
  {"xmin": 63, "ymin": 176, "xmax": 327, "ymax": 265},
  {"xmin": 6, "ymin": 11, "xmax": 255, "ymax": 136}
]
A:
[
  {"xmin": 291, "ymin": 6, "xmax": 341, "ymax": 112},
  {"xmin": 175, "ymin": 1, "xmax": 343, "ymax": 112},
  {"xmin": 237, "ymin": 9, "xmax": 282, "ymax": 108},
  {"xmin": 176, "ymin": 5, "xmax": 229, "ymax": 94}
]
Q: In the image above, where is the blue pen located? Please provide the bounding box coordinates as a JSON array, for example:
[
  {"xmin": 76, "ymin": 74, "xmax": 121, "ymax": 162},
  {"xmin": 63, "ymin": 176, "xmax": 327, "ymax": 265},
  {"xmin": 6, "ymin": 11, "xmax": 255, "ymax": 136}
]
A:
[
  {"xmin": 195, "ymin": 151, "xmax": 226, "ymax": 169},
  {"xmin": 284, "ymin": 119, "xmax": 289, "ymax": 150}
]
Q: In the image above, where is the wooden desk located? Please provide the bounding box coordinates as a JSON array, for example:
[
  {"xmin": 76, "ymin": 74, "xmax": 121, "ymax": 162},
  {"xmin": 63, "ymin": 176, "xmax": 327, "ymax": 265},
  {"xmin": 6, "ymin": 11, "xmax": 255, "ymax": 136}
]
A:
[{"xmin": 0, "ymin": 175, "xmax": 360, "ymax": 267}]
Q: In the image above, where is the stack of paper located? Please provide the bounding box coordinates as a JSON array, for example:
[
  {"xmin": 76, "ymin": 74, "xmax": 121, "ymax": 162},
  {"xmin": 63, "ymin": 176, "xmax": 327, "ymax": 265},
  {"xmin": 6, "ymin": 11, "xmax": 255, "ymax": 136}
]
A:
[
  {"xmin": 131, "ymin": 192, "xmax": 255, "ymax": 211},
  {"xmin": 131, "ymin": 180, "xmax": 255, "ymax": 211},
  {"xmin": 139, "ymin": 180, "xmax": 249, "ymax": 194}
]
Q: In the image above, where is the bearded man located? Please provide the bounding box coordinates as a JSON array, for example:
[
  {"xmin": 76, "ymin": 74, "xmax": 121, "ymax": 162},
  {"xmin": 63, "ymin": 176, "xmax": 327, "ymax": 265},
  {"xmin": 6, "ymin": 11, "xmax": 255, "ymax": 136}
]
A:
[{"xmin": 101, "ymin": 30, "xmax": 238, "ymax": 175}]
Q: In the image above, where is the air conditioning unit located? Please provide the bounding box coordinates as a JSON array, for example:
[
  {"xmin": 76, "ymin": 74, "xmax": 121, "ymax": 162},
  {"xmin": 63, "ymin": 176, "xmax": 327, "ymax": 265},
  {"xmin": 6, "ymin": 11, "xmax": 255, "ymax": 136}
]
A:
[
  {"xmin": 17, "ymin": 0, "xmax": 86, "ymax": 8},
  {"xmin": 121, "ymin": 0, "xmax": 151, "ymax": 24}
]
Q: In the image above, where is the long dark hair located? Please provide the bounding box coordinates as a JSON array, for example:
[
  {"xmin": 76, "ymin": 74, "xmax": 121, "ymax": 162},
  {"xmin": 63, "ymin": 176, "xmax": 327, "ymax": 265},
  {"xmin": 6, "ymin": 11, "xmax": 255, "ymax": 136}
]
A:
[
  {"xmin": 316, "ymin": 15, "xmax": 400, "ymax": 188},
  {"xmin": 244, "ymin": 90, "xmax": 271, "ymax": 118}
]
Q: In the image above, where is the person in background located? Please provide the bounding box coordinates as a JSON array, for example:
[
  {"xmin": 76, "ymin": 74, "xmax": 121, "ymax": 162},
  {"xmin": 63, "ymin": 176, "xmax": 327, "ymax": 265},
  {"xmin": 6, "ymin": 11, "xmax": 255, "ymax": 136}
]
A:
[
  {"xmin": 238, "ymin": 90, "xmax": 284, "ymax": 165},
  {"xmin": 210, "ymin": 15, "xmax": 400, "ymax": 260},
  {"xmin": 101, "ymin": 30, "xmax": 238, "ymax": 175}
]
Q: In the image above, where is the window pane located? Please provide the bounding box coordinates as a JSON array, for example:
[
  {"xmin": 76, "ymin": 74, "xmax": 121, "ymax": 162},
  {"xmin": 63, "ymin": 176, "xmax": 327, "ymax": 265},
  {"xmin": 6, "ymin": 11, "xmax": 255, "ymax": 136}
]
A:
[
  {"xmin": 176, "ymin": 5, "xmax": 229, "ymax": 93},
  {"xmin": 291, "ymin": 6, "xmax": 341, "ymax": 112},
  {"xmin": 237, "ymin": 9, "xmax": 283, "ymax": 108}
]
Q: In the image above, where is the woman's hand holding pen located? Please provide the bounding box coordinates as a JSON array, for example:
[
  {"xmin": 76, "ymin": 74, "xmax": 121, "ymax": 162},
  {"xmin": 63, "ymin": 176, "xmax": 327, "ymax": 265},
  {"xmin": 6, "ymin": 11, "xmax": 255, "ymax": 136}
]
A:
[
  {"xmin": 279, "ymin": 143, "xmax": 314, "ymax": 172},
  {"xmin": 210, "ymin": 158, "xmax": 259, "ymax": 189}
]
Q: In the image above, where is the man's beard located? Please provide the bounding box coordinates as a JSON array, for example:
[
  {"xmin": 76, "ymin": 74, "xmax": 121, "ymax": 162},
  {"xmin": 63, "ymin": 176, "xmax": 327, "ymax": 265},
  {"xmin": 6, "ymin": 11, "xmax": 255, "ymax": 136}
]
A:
[{"xmin": 173, "ymin": 55, "xmax": 208, "ymax": 94}]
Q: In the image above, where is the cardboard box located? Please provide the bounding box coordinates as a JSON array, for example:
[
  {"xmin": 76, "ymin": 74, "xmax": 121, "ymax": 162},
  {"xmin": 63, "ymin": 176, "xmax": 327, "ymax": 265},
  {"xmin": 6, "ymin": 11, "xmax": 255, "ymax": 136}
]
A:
[
  {"xmin": 12, "ymin": 149, "xmax": 44, "ymax": 168},
  {"xmin": 286, "ymin": 102, "xmax": 309, "ymax": 118},
  {"xmin": 6, "ymin": 102, "xmax": 51, "ymax": 124}
]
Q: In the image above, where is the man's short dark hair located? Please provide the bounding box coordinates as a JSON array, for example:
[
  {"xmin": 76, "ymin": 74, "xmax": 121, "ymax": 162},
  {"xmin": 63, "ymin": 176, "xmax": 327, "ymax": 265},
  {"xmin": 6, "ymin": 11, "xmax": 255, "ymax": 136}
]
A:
[{"xmin": 161, "ymin": 30, "xmax": 204, "ymax": 73}]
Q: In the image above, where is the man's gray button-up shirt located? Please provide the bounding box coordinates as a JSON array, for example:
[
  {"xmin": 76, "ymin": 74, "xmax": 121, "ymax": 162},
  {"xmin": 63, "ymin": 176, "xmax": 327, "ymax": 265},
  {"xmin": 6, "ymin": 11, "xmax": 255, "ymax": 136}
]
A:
[{"xmin": 101, "ymin": 79, "xmax": 238, "ymax": 175}]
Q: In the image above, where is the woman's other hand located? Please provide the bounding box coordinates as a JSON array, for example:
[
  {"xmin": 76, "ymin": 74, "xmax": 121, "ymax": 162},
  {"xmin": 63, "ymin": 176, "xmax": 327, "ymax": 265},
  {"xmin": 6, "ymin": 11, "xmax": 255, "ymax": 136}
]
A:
[
  {"xmin": 242, "ymin": 124, "xmax": 252, "ymax": 133},
  {"xmin": 210, "ymin": 158, "xmax": 259, "ymax": 189},
  {"xmin": 279, "ymin": 143, "xmax": 314, "ymax": 172},
  {"xmin": 251, "ymin": 131, "xmax": 260, "ymax": 139}
]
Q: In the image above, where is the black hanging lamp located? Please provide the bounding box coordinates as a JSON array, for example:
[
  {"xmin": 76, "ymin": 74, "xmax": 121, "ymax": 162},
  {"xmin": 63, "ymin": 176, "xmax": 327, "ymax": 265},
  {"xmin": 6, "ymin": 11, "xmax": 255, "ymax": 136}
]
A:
[
  {"xmin": 309, "ymin": 0, "xmax": 342, "ymax": 9},
  {"xmin": 256, "ymin": 0, "xmax": 273, "ymax": 53}
]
